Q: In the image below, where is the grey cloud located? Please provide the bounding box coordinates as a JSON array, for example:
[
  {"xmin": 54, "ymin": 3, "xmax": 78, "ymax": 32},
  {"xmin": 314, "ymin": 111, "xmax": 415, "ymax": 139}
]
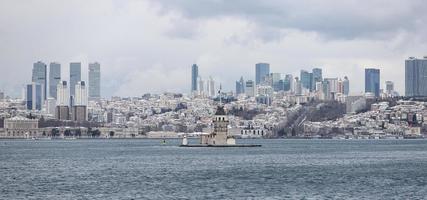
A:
[{"xmin": 153, "ymin": 0, "xmax": 427, "ymax": 40}]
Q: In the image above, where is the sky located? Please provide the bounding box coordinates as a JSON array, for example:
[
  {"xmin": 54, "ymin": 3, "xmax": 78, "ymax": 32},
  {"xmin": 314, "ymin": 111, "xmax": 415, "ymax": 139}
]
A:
[{"xmin": 1, "ymin": 0, "xmax": 427, "ymax": 98}]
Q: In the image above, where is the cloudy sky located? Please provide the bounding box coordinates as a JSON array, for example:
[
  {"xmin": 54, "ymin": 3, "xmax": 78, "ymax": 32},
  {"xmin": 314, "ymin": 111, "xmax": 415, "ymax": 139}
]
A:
[{"xmin": 1, "ymin": 0, "xmax": 427, "ymax": 97}]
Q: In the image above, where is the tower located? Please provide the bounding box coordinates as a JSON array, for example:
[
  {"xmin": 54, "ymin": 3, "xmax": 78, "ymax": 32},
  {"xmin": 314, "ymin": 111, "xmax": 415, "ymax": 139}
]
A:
[
  {"xmin": 88, "ymin": 62, "xmax": 101, "ymax": 100},
  {"xmin": 365, "ymin": 68, "xmax": 380, "ymax": 97},
  {"xmin": 32, "ymin": 61, "xmax": 47, "ymax": 100},
  {"xmin": 49, "ymin": 62, "xmax": 61, "ymax": 99},
  {"xmin": 191, "ymin": 64, "xmax": 198, "ymax": 92},
  {"xmin": 255, "ymin": 63, "xmax": 270, "ymax": 85}
]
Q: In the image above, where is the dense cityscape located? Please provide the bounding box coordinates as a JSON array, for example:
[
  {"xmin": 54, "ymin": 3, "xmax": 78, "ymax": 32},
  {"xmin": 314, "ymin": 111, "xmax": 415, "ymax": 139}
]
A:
[{"xmin": 1, "ymin": 57, "xmax": 426, "ymax": 139}]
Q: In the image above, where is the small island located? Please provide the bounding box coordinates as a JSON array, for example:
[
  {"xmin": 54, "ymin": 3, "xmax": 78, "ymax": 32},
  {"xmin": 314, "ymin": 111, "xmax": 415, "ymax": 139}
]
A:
[{"xmin": 180, "ymin": 105, "xmax": 261, "ymax": 148}]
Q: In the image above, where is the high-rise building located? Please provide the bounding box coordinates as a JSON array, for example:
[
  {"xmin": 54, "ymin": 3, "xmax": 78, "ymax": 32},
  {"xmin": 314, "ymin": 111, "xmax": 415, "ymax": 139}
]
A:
[
  {"xmin": 69, "ymin": 62, "xmax": 81, "ymax": 100},
  {"xmin": 0, "ymin": 91, "xmax": 4, "ymax": 100},
  {"xmin": 312, "ymin": 68, "xmax": 323, "ymax": 91},
  {"xmin": 207, "ymin": 76, "xmax": 216, "ymax": 97},
  {"xmin": 300, "ymin": 70, "xmax": 312, "ymax": 90},
  {"xmin": 245, "ymin": 80, "xmax": 255, "ymax": 97},
  {"xmin": 343, "ymin": 76, "xmax": 350, "ymax": 95},
  {"xmin": 26, "ymin": 82, "xmax": 43, "ymax": 110},
  {"xmin": 255, "ymin": 63, "xmax": 270, "ymax": 85},
  {"xmin": 270, "ymin": 73, "xmax": 282, "ymax": 91},
  {"xmin": 74, "ymin": 81, "xmax": 87, "ymax": 106},
  {"xmin": 56, "ymin": 81, "xmax": 70, "ymax": 120},
  {"xmin": 235, "ymin": 77, "xmax": 245, "ymax": 95},
  {"xmin": 32, "ymin": 61, "xmax": 47, "ymax": 100},
  {"xmin": 57, "ymin": 81, "xmax": 69, "ymax": 106},
  {"xmin": 405, "ymin": 57, "xmax": 427, "ymax": 97},
  {"xmin": 45, "ymin": 97, "xmax": 56, "ymax": 116},
  {"xmin": 88, "ymin": 62, "xmax": 101, "ymax": 100},
  {"xmin": 385, "ymin": 81, "xmax": 394, "ymax": 94},
  {"xmin": 294, "ymin": 77, "xmax": 302, "ymax": 95},
  {"xmin": 49, "ymin": 62, "xmax": 61, "ymax": 99},
  {"xmin": 365, "ymin": 68, "xmax": 380, "ymax": 97},
  {"xmin": 191, "ymin": 64, "xmax": 198, "ymax": 92},
  {"xmin": 197, "ymin": 76, "xmax": 204, "ymax": 96},
  {"xmin": 284, "ymin": 74, "xmax": 293, "ymax": 92}
]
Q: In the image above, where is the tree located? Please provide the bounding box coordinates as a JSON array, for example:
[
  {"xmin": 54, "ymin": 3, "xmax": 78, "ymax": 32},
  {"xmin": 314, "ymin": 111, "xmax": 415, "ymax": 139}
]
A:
[{"xmin": 109, "ymin": 131, "xmax": 115, "ymax": 138}]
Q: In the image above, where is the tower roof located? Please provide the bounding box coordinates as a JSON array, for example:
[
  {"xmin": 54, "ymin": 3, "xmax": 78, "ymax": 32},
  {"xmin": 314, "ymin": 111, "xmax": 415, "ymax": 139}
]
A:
[{"xmin": 215, "ymin": 105, "xmax": 226, "ymax": 115}]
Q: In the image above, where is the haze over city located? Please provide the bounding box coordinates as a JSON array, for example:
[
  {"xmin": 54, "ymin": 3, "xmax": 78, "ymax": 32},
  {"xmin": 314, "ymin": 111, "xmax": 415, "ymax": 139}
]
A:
[{"xmin": 1, "ymin": 0, "xmax": 427, "ymax": 97}]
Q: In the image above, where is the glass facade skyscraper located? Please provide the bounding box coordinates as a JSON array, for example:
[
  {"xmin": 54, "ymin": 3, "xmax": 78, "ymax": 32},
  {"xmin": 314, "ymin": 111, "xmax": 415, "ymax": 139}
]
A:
[
  {"xmin": 32, "ymin": 61, "xmax": 47, "ymax": 100},
  {"xmin": 405, "ymin": 57, "xmax": 427, "ymax": 97},
  {"xmin": 89, "ymin": 62, "xmax": 101, "ymax": 99},
  {"xmin": 312, "ymin": 68, "xmax": 323, "ymax": 91},
  {"xmin": 191, "ymin": 64, "xmax": 198, "ymax": 92},
  {"xmin": 69, "ymin": 62, "xmax": 81, "ymax": 99},
  {"xmin": 365, "ymin": 68, "xmax": 380, "ymax": 97},
  {"xmin": 255, "ymin": 63, "xmax": 270, "ymax": 85},
  {"xmin": 300, "ymin": 70, "xmax": 312, "ymax": 90},
  {"xmin": 26, "ymin": 82, "xmax": 43, "ymax": 110},
  {"xmin": 49, "ymin": 62, "xmax": 61, "ymax": 99}
]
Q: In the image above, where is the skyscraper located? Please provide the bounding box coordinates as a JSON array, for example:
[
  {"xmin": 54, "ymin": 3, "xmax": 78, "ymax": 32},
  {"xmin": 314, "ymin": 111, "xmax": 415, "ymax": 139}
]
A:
[
  {"xmin": 405, "ymin": 57, "xmax": 427, "ymax": 97},
  {"xmin": 57, "ymin": 81, "xmax": 69, "ymax": 106},
  {"xmin": 255, "ymin": 63, "xmax": 270, "ymax": 85},
  {"xmin": 207, "ymin": 76, "xmax": 215, "ymax": 97},
  {"xmin": 191, "ymin": 64, "xmax": 198, "ymax": 92},
  {"xmin": 312, "ymin": 68, "xmax": 323, "ymax": 91},
  {"xmin": 365, "ymin": 68, "xmax": 380, "ymax": 97},
  {"xmin": 32, "ymin": 61, "xmax": 47, "ymax": 100},
  {"xmin": 245, "ymin": 80, "xmax": 255, "ymax": 97},
  {"xmin": 26, "ymin": 82, "xmax": 43, "ymax": 110},
  {"xmin": 88, "ymin": 62, "xmax": 101, "ymax": 100},
  {"xmin": 74, "ymin": 81, "xmax": 87, "ymax": 106},
  {"xmin": 300, "ymin": 70, "xmax": 312, "ymax": 90},
  {"xmin": 385, "ymin": 81, "xmax": 394, "ymax": 94},
  {"xmin": 197, "ymin": 76, "xmax": 204, "ymax": 96},
  {"xmin": 343, "ymin": 76, "xmax": 350, "ymax": 95},
  {"xmin": 235, "ymin": 77, "xmax": 245, "ymax": 95},
  {"xmin": 69, "ymin": 62, "xmax": 81, "ymax": 100},
  {"xmin": 49, "ymin": 62, "xmax": 61, "ymax": 99},
  {"xmin": 56, "ymin": 81, "xmax": 70, "ymax": 120}
]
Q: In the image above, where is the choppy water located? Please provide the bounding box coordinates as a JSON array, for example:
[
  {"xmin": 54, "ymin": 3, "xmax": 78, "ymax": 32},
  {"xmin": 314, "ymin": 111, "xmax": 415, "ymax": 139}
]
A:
[{"xmin": 1, "ymin": 139, "xmax": 427, "ymax": 199}]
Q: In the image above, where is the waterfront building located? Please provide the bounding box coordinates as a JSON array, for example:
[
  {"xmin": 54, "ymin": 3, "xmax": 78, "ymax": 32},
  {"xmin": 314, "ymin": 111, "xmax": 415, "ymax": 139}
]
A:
[
  {"xmin": 365, "ymin": 68, "xmax": 380, "ymax": 97},
  {"xmin": 245, "ymin": 80, "xmax": 255, "ymax": 97},
  {"xmin": 200, "ymin": 105, "xmax": 235, "ymax": 145},
  {"xmin": 405, "ymin": 57, "xmax": 427, "ymax": 97},
  {"xmin": 3, "ymin": 116, "xmax": 39, "ymax": 138},
  {"xmin": 49, "ymin": 62, "xmax": 61, "ymax": 99},
  {"xmin": 88, "ymin": 62, "xmax": 101, "ymax": 100},
  {"xmin": 72, "ymin": 105, "xmax": 87, "ymax": 122},
  {"xmin": 26, "ymin": 82, "xmax": 43, "ymax": 110},
  {"xmin": 69, "ymin": 62, "xmax": 81, "ymax": 101},
  {"xmin": 32, "ymin": 61, "xmax": 47, "ymax": 100},
  {"xmin": 255, "ymin": 63, "xmax": 270, "ymax": 85},
  {"xmin": 191, "ymin": 64, "xmax": 198, "ymax": 92}
]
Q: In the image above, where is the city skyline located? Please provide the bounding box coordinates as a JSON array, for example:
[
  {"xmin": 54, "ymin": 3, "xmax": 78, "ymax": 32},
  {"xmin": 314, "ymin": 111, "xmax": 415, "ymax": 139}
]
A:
[{"xmin": 1, "ymin": 1, "xmax": 427, "ymax": 97}]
